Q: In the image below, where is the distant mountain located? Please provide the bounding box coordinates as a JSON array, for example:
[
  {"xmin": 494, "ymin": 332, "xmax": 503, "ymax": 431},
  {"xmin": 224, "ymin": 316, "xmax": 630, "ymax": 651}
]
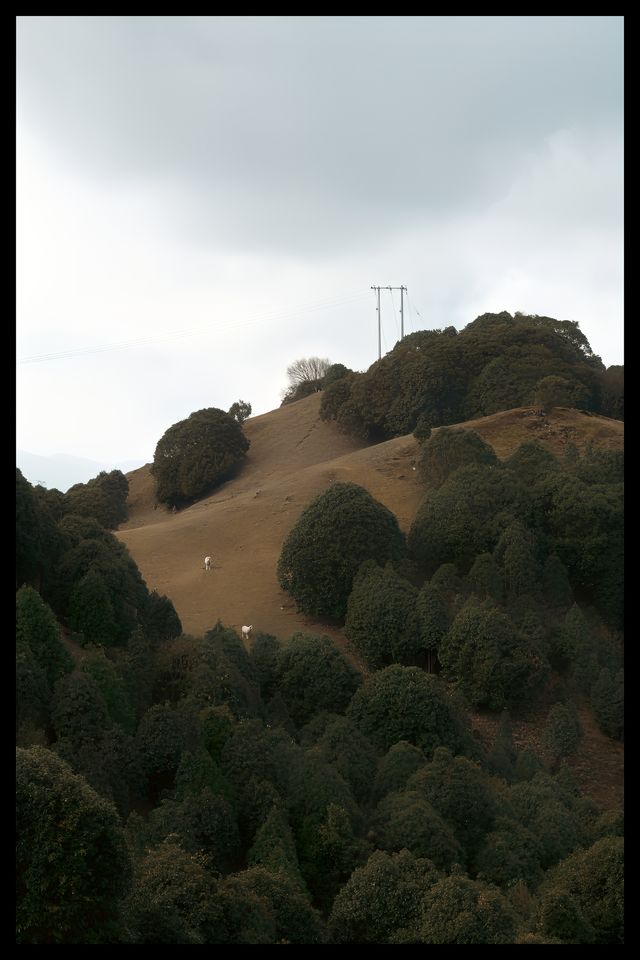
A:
[{"xmin": 16, "ymin": 449, "xmax": 147, "ymax": 494}]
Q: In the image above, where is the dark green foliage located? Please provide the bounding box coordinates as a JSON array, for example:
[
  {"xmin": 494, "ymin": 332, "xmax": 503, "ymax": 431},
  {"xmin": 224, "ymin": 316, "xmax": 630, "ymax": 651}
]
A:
[
  {"xmin": 493, "ymin": 520, "xmax": 541, "ymax": 603},
  {"xmin": 248, "ymin": 632, "xmax": 281, "ymax": 699},
  {"xmin": 278, "ymin": 481, "xmax": 407, "ymax": 620},
  {"xmin": 371, "ymin": 789, "xmax": 462, "ymax": 870},
  {"xmin": 152, "ymin": 407, "xmax": 250, "ymax": 507},
  {"xmin": 542, "ymin": 553, "xmax": 574, "ymax": 609},
  {"xmin": 537, "ymin": 471, "xmax": 623, "ymax": 629},
  {"xmin": 64, "ymin": 469, "xmax": 129, "ymax": 529},
  {"xmin": 16, "ymin": 641, "xmax": 51, "ymax": 739},
  {"xmin": 154, "ymin": 627, "xmax": 262, "ymax": 716},
  {"xmin": 51, "ymin": 535, "xmax": 150, "ymax": 645},
  {"xmin": 16, "ymin": 746, "xmax": 132, "ymax": 943},
  {"xmin": 54, "ymin": 727, "xmax": 140, "ymax": 819},
  {"xmin": 372, "ymin": 741, "xmax": 427, "ymax": 803},
  {"xmin": 508, "ymin": 773, "xmax": 580, "ymax": 869},
  {"xmin": 33, "ymin": 483, "xmax": 66, "ymax": 521},
  {"xmin": 16, "ymin": 585, "xmax": 72, "ymax": 688},
  {"xmin": 68, "ymin": 567, "xmax": 119, "ymax": 646},
  {"xmin": 199, "ymin": 703, "xmax": 235, "ymax": 762},
  {"xmin": 415, "ymin": 580, "xmax": 450, "ymax": 672},
  {"xmin": 142, "ymin": 590, "xmax": 182, "ymax": 646},
  {"xmin": 347, "ymin": 664, "xmax": 471, "ymax": 757},
  {"xmin": 219, "ymin": 866, "xmax": 326, "ymax": 943},
  {"xmin": 117, "ymin": 628, "xmax": 156, "ymax": 722},
  {"xmin": 328, "ymin": 849, "xmax": 440, "ymax": 944},
  {"xmin": 486, "ymin": 710, "xmax": 517, "ymax": 782},
  {"xmin": 552, "ymin": 602, "xmax": 589, "ymax": 666},
  {"xmin": 411, "ymin": 871, "xmax": 518, "ymax": 944},
  {"xmin": 534, "ymin": 375, "xmax": 589, "ymax": 413},
  {"xmin": 148, "ymin": 789, "xmax": 240, "ymax": 871},
  {"xmin": 221, "ymin": 719, "xmax": 298, "ymax": 842},
  {"xmin": 591, "ymin": 667, "xmax": 624, "ymax": 740},
  {"xmin": 57, "ymin": 512, "xmax": 112, "ymax": 546},
  {"xmin": 417, "ymin": 426, "xmax": 497, "ymax": 487},
  {"xmin": 51, "ymin": 670, "xmax": 112, "ymax": 741},
  {"xmin": 535, "ymin": 837, "xmax": 624, "ymax": 943},
  {"xmin": 247, "ymin": 804, "xmax": 307, "ymax": 893},
  {"xmin": 174, "ymin": 748, "xmax": 233, "ymax": 801},
  {"xmin": 598, "ymin": 365, "xmax": 624, "ymax": 420},
  {"xmin": 308, "ymin": 715, "xmax": 379, "ymax": 806},
  {"xmin": 322, "ymin": 362, "xmax": 352, "ymax": 386},
  {"xmin": 80, "ymin": 646, "xmax": 136, "ymax": 734},
  {"xmin": 123, "ymin": 840, "xmax": 223, "ymax": 944},
  {"xmin": 344, "ymin": 561, "xmax": 420, "ymax": 669},
  {"xmin": 408, "ymin": 747, "xmax": 496, "ymax": 862},
  {"xmin": 569, "ymin": 442, "xmax": 624, "ymax": 486},
  {"xmin": 287, "ymin": 750, "xmax": 364, "ymax": 908},
  {"xmin": 295, "ymin": 801, "xmax": 364, "ymax": 910},
  {"xmin": 135, "ymin": 703, "xmax": 200, "ymax": 800},
  {"xmin": 16, "ymin": 469, "xmax": 68, "ymax": 592},
  {"xmin": 409, "ymin": 464, "xmax": 527, "ymax": 577},
  {"xmin": 543, "ymin": 702, "xmax": 582, "ymax": 760},
  {"xmin": 473, "ymin": 817, "xmax": 543, "ymax": 889},
  {"xmin": 228, "ymin": 399, "xmax": 252, "ymax": 423},
  {"xmin": 514, "ymin": 747, "xmax": 544, "ymax": 782},
  {"xmin": 319, "ymin": 373, "xmax": 358, "ymax": 423},
  {"xmin": 413, "ymin": 411, "xmax": 433, "ymax": 442},
  {"xmin": 466, "ymin": 552, "xmax": 504, "ymax": 604},
  {"xmin": 321, "ymin": 313, "xmax": 604, "ymax": 442},
  {"xmin": 505, "ymin": 440, "xmax": 560, "ymax": 487},
  {"xmin": 441, "ymin": 598, "xmax": 549, "ymax": 710},
  {"xmin": 275, "ymin": 632, "xmax": 362, "ymax": 726}
]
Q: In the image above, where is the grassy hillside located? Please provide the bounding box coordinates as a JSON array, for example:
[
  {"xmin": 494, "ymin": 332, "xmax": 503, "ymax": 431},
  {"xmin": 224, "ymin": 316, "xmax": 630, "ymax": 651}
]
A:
[
  {"xmin": 118, "ymin": 394, "xmax": 623, "ymax": 642},
  {"xmin": 116, "ymin": 394, "xmax": 624, "ymax": 811}
]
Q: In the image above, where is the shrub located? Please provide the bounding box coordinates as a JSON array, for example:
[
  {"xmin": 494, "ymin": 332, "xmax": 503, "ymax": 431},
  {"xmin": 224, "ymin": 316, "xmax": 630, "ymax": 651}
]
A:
[
  {"xmin": 278, "ymin": 482, "xmax": 407, "ymax": 620},
  {"xmin": 152, "ymin": 407, "xmax": 250, "ymax": 507}
]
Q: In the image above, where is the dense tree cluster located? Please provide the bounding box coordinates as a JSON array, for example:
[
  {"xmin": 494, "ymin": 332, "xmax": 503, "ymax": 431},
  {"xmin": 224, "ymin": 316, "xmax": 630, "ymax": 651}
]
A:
[
  {"xmin": 320, "ymin": 312, "xmax": 621, "ymax": 440},
  {"xmin": 16, "ymin": 351, "xmax": 623, "ymax": 943},
  {"xmin": 277, "ymin": 482, "xmax": 407, "ymax": 620},
  {"xmin": 152, "ymin": 407, "xmax": 250, "ymax": 507}
]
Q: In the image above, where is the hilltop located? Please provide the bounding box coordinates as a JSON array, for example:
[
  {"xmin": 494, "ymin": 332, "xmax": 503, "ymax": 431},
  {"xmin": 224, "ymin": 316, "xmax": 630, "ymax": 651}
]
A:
[{"xmin": 117, "ymin": 393, "xmax": 623, "ymax": 646}]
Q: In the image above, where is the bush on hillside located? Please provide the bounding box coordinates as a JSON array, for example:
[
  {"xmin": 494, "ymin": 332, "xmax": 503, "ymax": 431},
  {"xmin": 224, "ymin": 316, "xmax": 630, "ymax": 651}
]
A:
[
  {"xmin": 64, "ymin": 470, "xmax": 129, "ymax": 529},
  {"xmin": 345, "ymin": 561, "xmax": 420, "ymax": 669},
  {"xmin": 152, "ymin": 407, "xmax": 250, "ymax": 507},
  {"xmin": 277, "ymin": 482, "xmax": 407, "ymax": 620},
  {"xmin": 416, "ymin": 427, "xmax": 497, "ymax": 487},
  {"xmin": 16, "ymin": 746, "xmax": 131, "ymax": 944}
]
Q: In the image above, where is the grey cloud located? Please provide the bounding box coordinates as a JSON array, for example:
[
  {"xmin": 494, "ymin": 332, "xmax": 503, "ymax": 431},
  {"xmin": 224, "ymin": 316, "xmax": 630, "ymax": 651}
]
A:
[{"xmin": 17, "ymin": 16, "xmax": 623, "ymax": 254}]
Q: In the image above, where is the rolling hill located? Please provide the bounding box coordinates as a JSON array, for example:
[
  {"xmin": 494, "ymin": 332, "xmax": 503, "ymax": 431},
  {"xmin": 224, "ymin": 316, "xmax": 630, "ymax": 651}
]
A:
[
  {"xmin": 116, "ymin": 395, "xmax": 624, "ymax": 811},
  {"xmin": 117, "ymin": 393, "xmax": 623, "ymax": 647}
]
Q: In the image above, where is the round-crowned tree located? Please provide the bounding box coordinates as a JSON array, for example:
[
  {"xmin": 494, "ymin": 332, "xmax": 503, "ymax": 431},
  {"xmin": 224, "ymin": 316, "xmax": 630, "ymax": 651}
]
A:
[
  {"xmin": 152, "ymin": 407, "xmax": 250, "ymax": 507},
  {"xmin": 416, "ymin": 426, "xmax": 497, "ymax": 488},
  {"xmin": 16, "ymin": 746, "xmax": 132, "ymax": 944},
  {"xmin": 277, "ymin": 482, "xmax": 407, "ymax": 620}
]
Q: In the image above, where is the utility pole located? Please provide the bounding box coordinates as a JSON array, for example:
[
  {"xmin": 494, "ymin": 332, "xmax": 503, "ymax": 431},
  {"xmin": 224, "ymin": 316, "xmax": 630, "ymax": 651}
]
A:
[
  {"xmin": 371, "ymin": 286, "xmax": 382, "ymax": 359},
  {"xmin": 371, "ymin": 285, "xmax": 408, "ymax": 359}
]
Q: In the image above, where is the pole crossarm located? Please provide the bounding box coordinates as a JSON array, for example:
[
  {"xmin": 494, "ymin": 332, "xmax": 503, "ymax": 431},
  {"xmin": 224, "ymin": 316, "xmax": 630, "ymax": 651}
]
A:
[{"xmin": 371, "ymin": 285, "xmax": 407, "ymax": 358}]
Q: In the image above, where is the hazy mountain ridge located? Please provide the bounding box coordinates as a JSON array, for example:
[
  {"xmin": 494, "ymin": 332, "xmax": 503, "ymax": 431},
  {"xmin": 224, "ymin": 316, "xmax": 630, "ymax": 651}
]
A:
[{"xmin": 17, "ymin": 449, "xmax": 146, "ymax": 494}]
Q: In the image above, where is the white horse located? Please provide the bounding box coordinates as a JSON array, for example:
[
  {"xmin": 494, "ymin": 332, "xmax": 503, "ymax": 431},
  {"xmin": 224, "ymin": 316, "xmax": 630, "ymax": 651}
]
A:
[
  {"xmin": 241, "ymin": 625, "xmax": 253, "ymax": 640},
  {"xmin": 204, "ymin": 556, "xmax": 212, "ymax": 571}
]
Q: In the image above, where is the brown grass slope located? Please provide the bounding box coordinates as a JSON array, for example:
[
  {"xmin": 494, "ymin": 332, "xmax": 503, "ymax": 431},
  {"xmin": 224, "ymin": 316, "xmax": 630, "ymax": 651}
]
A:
[
  {"xmin": 117, "ymin": 397, "xmax": 623, "ymax": 808},
  {"xmin": 118, "ymin": 395, "xmax": 623, "ymax": 643}
]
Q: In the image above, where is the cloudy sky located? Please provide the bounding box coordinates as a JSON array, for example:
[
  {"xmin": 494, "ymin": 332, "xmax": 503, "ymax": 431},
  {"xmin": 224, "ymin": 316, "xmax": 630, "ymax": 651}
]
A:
[{"xmin": 17, "ymin": 16, "xmax": 623, "ymax": 483}]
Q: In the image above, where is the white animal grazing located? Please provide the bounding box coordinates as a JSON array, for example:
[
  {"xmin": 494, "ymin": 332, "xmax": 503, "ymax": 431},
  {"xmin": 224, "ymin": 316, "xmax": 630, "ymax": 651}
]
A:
[
  {"xmin": 241, "ymin": 625, "xmax": 253, "ymax": 640},
  {"xmin": 204, "ymin": 556, "xmax": 212, "ymax": 571}
]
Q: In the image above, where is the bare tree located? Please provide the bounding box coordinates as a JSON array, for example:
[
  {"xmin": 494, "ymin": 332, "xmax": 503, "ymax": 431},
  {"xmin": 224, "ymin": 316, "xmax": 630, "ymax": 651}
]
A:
[{"xmin": 286, "ymin": 357, "xmax": 332, "ymax": 388}]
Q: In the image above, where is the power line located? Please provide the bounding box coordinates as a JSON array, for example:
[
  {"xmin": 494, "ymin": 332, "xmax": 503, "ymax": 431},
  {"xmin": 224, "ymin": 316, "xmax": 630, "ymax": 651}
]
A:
[
  {"xmin": 18, "ymin": 288, "xmax": 371, "ymax": 365},
  {"xmin": 370, "ymin": 285, "xmax": 407, "ymax": 359}
]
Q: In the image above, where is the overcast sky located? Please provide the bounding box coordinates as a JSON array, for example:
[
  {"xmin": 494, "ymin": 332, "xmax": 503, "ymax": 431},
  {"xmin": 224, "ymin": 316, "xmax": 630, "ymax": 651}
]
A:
[{"xmin": 17, "ymin": 15, "xmax": 624, "ymax": 478}]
